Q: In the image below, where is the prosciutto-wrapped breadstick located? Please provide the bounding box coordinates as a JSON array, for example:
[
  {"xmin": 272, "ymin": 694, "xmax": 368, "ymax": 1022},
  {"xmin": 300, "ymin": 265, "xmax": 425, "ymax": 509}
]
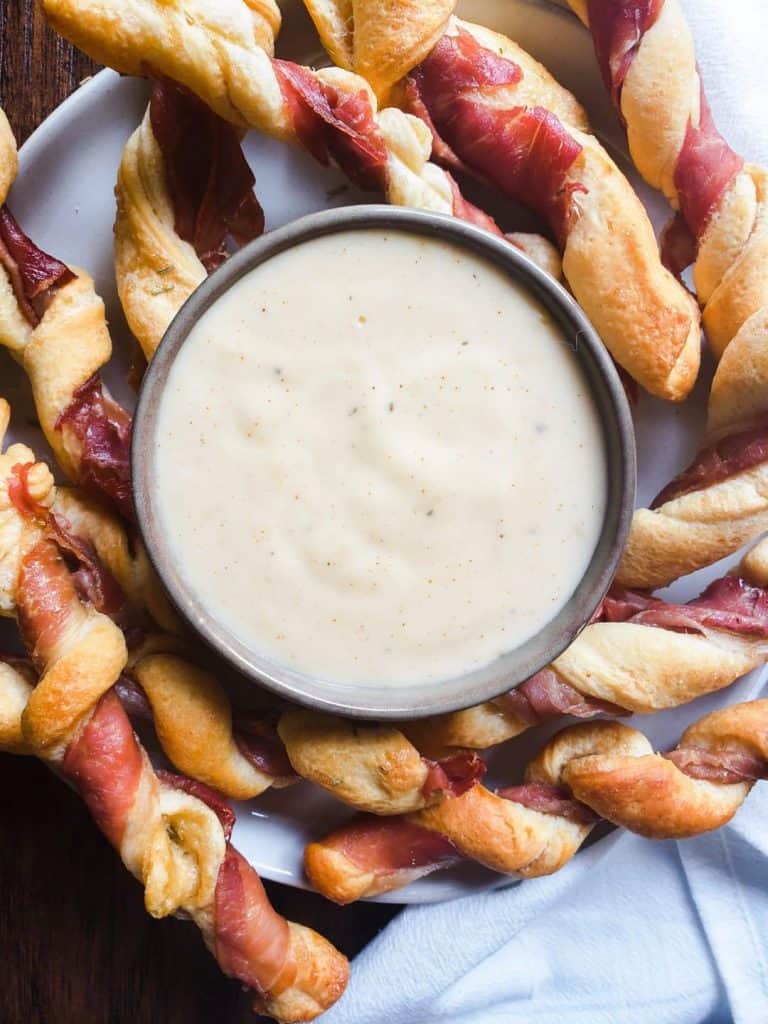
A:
[
  {"xmin": 298, "ymin": 4, "xmax": 700, "ymax": 399},
  {"xmin": 0, "ymin": 112, "xmax": 131, "ymax": 519},
  {"xmin": 307, "ymin": 698, "xmax": 768, "ymax": 902},
  {"xmin": 547, "ymin": 699, "xmax": 768, "ymax": 839},
  {"xmin": 277, "ymin": 710, "xmax": 485, "ymax": 814},
  {"xmin": 617, "ymin": 313, "xmax": 768, "ymax": 587},
  {"xmin": 0, "ymin": 402, "xmax": 348, "ymax": 1022},
  {"xmin": 116, "ymin": 79, "xmax": 266, "ymax": 358},
  {"xmin": 559, "ymin": 0, "xmax": 768, "ymax": 587},
  {"xmin": 565, "ymin": 0, "xmax": 767, "ymax": 361}
]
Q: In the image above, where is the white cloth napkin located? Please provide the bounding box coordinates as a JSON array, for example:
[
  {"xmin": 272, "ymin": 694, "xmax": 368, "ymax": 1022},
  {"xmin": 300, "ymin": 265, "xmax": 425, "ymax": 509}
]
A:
[{"xmin": 323, "ymin": 3, "xmax": 768, "ymax": 1022}]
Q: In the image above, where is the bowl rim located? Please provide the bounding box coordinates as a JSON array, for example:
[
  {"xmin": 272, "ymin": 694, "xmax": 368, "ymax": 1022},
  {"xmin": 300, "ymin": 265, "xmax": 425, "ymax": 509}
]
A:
[{"xmin": 132, "ymin": 204, "xmax": 636, "ymax": 720}]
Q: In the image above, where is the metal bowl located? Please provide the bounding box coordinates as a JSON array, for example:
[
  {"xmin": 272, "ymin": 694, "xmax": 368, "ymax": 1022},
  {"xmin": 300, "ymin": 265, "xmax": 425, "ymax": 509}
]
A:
[{"xmin": 133, "ymin": 205, "xmax": 636, "ymax": 719}]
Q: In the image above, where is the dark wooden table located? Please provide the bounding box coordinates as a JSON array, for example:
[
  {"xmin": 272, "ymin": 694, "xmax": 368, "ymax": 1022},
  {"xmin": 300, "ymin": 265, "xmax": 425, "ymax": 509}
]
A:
[{"xmin": 0, "ymin": 4, "xmax": 399, "ymax": 1022}]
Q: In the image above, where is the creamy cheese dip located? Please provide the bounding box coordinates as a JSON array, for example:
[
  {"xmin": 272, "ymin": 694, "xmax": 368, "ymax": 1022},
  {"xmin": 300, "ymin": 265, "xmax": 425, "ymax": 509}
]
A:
[{"xmin": 154, "ymin": 229, "xmax": 607, "ymax": 687}]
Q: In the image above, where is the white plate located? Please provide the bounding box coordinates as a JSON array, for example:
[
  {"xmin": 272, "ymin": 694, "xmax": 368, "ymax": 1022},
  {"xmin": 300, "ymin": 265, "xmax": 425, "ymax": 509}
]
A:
[{"xmin": 2, "ymin": 0, "xmax": 763, "ymax": 903}]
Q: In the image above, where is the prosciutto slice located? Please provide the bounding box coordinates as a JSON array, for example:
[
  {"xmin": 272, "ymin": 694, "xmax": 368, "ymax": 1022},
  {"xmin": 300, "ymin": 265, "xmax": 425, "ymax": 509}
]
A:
[
  {"xmin": 274, "ymin": 62, "xmax": 389, "ymax": 191},
  {"xmin": 61, "ymin": 690, "xmax": 145, "ymax": 850},
  {"xmin": 586, "ymin": 0, "xmax": 663, "ymax": 105},
  {"xmin": 421, "ymin": 750, "xmax": 486, "ymax": 799},
  {"xmin": 17, "ymin": 538, "xmax": 79, "ymax": 670},
  {"xmin": 214, "ymin": 846, "xmax": 295, "ymax": 996},
  {"xmin": 56, "ymin": 375, "xmax": 133, "ymax": 521},
  {"xmin": 495, "ymin": 668, "xmax": 626, "ymax": 724},
  {"xmin": 407, "ymin": 29, "xmax": 585, "ymax": 243},
  {"xmin": 498, "ymin": 781, "xmax": 598, "ymax": 825},
  {"xmin": 674, "ymin": 87, "xmax": 744, "ymax": 243},
  {"xmin": 666, "ymin": 746, "xmax": 768, "ymax": 784},
  {"xmin": 628, "ymin": 575, "xmax": 768, "ymax": 638},
  {"xmin": 652, "ymin": 417, "xmax": 768, "ymax": 508},
  {"xmin": 234, "ymin": 713, "xmax": 298, "ymax": 781},
  {"xmin": 326, "ymin": 815, "xmax": 458, "ymax": 873},
  {"xmin": 0, "ymin": 206, "xmax": 75, "ymax": 325},
  {"xmin": 46, "ymin": 513, "xmax": 145, "ymax": 645},
  {"xmin": 149, "ymin": 80, "xmax": 265, "ymax": 272}
]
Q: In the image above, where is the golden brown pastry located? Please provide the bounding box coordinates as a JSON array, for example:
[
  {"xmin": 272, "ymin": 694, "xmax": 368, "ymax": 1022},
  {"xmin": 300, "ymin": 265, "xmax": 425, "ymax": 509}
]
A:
[
  {"xmin": 307, "ymin": 698, "xmax": 768, "ymax": 902},
  {"xmin": 278, "ymin": 710, "xmax": 484, "ymax": 814},
  {"xmin": 302, "ymin": 5, "xmax": 701, "ymax": 400},
  {"xmin": 0, "ymin": 400, "xmax": 348, "ymax": 1022},
  {"xmin": 555, "ymin": 700, "xmax": 768, "ymax": 840},
  {"xmin": 304, "ymin": 0, "xmax": 455, "ymax": 103},
  {"xmin": 0, "ymin": 133, "xmax": 132, "ymax": 519},
  {"xmin": 564, "ymin": 0, "xmax": 768, "ymax": 587}
]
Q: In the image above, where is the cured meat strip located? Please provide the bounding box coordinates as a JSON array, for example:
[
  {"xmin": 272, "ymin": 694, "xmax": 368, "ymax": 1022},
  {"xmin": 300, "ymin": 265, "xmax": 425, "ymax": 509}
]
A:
[{"xmin": 149, "ymin": 79, "xmax": 265, "ymax": 272}]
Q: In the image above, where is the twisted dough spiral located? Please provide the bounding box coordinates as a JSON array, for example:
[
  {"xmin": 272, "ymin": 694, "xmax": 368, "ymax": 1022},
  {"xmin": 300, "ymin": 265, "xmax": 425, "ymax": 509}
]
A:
[
  {"xmin": 307, "ymin": 698, "xmax": 768, "ymax": 902},
  {"xmin": 561, "ymin": 1, "xmax": 768, "ymax": 588},
  {"xmin": 0, "ymin": 112, "xmax": 134, "ymax": 519},
  {"xmin": 567, "ymin": 0, "xmax": 768, "ymax": 361},
  {"xmin": 302, "ymin": 4, "xmax": 701, "ymax": 399},
  {"xmin": 0, "ymin": 403, "xmax": 348, "ymax": 1022},
  {"xmin": 115, "ymin": 104, "xmax": 211, "ymax": 359},
  {"xmin": 618, "ymin": 310, "xmax": 768, "ymax": 588}
]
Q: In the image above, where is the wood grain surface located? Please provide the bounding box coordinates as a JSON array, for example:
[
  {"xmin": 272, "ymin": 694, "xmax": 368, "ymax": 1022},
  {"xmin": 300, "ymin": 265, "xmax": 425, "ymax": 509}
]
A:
[{"xmin": 0, "ymin": 3, "xmax": 399, "ymax": 1022}]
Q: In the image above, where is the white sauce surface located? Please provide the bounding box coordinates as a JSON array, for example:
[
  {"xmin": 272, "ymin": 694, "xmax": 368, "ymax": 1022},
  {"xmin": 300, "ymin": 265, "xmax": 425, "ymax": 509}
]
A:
[{"xmin": 154, "ymin": 230, "xmax": 607, "ymax": 687}]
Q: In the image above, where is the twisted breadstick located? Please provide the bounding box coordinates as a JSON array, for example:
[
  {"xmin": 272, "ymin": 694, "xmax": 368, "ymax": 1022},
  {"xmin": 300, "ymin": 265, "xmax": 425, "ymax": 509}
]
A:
[
  {"xmin": 307, "ymin": 698, "xmax": 768, "ymax": 902},
  {"xmin": 116, "ymin": 79, "xmax": 266, "ymax": 358},
  {"xmin": 543, "ymin": 699, "xmax": 768, "ymax": 840},
  {"xmin": 0, "ymin": 404, "xmax": 348, "ymax": 1022},
  {"xmin": 0, "ymin": 114, "xmax": 132, "ymax": 518},
  {"xmin": 617, "ymin": 311, "xmax": 768, "ymax": 587},
  {"xmin": 277, "ymin": 710, "xmax": 484, "ymax": 814},
  {"xmin": 559, "ymin": 0, "xmax": 768, "ymax": 587},
  {"xmin": 301, "ymin": 4, "xmax": 701, "ymax": 399},
  {"xmin": 566, "ymin": 0, "xmax": 767, "ymax": 360}
]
